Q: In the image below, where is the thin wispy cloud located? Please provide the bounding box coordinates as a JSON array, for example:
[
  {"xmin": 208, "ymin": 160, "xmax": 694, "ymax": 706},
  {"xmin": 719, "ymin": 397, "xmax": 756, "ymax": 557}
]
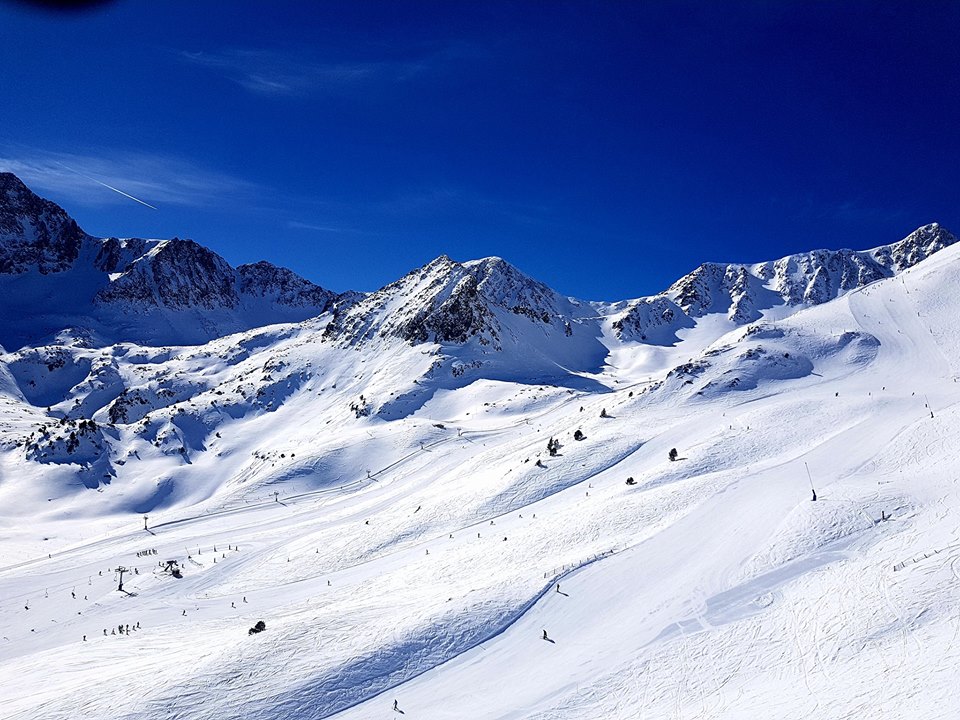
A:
[
  {"xmin": 0, "ymin": 147, "xmax": 261, "ymax": 209},
  {"xmin": 178, "ymin": 48, "xmax": 430, "ymax": 97},
  {"xmin": 287, "ymin": 220, "xmax": 371, "ymax": 235},
  {"xmin": 828, "ymin": 198, "xmax": 912, "ymax": 225},
  {"xmin": 376, "ymin": 186, "xmax": 554, "ymax": 227}
]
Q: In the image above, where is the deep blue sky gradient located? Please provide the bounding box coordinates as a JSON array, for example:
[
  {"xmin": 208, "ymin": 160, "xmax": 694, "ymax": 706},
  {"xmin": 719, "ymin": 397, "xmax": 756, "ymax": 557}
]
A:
[{"xmin": 1, "ymin": 1, "xmax": 958, "ymax": 299}]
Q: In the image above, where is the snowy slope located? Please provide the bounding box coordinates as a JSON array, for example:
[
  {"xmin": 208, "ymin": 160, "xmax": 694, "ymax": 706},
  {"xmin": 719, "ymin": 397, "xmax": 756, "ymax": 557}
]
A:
[{"xmin": 2, "ymin": 174, "xmax": 960, "ymax": 719}]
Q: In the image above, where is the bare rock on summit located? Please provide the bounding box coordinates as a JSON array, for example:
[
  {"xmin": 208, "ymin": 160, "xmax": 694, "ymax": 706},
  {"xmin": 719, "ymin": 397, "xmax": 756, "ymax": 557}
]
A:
[
  {"xmin": 95, "ymin": 238, "xmax": 239, "ymax": 310},
  {"xmin": 322, "ymin": 254, "xmax": 586, "ymax": 349},
  {"xmin": 323, "ymin": 255, "xmax": 496, "ymax": 347},
  {"xmin": 613, "ymin": 223, "xmax": 959, "ymax": 343},
  {"xmin": 0, "ymin": 172, "xmax": 87, "ymax": 275},
  {"xmin": 238, "ymin": 260, "xmax": 337, "ymax": 311},
  {"xmin": 0, "ymin": 173, "xmax": 342, "ymax": 347}
]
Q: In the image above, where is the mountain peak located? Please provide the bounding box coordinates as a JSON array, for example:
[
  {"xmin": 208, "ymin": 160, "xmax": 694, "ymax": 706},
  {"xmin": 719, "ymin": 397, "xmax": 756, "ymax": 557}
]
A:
[
  {"xmin": 0, "ymin": 172, "xmax": 87, "ymax": 274},
  {"xmin": 877, "ymin": 222, "xmax": 957, "ymax": 271},
  {"xmin": 0, "ymin": 171, "xmax": 31, "ymax": 192},
  {"xmin": 237, "ymin": 260, "xmax": 337, "ymax": 310},
  {"xmin": 0, "ymin": 174, "xmax": 338, "ymax": 347}
]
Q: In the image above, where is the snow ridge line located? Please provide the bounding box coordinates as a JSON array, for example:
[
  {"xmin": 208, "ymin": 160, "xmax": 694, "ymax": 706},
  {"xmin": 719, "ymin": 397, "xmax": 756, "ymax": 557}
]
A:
[{"xmin": 313, "ymin": 548, "xmax": 617, "ymax": 720}]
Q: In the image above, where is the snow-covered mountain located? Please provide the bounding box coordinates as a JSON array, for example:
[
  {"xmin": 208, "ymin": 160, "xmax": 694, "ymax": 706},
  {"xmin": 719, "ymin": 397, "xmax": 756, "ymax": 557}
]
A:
[
  {"xmin": 0, "ymin": 173, "xmax": 343, "ymax": 348},
  {"xmin": 322, "ymin": 254, "xmax": 607, "ymax": 392},
  {"xmin": 611, "ymin": 222, "xmax": 956, "ymax": 342},
  {"xmin": 0, "ymin": 171, "xmax": 86, "ymax": 275},
  {"xmin": 0, "ymin": 172, "xmax": 956, "ymax": 484},
  {"xmin": 2, "ymin": 172, "xmax": 960, "ymax": 720}
]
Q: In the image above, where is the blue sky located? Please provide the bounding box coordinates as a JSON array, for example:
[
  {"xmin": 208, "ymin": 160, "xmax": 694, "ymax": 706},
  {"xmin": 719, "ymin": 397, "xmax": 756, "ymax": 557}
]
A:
[{"xmin": 1, "ymin": 1, "xmax": 958, "ymax": 300}]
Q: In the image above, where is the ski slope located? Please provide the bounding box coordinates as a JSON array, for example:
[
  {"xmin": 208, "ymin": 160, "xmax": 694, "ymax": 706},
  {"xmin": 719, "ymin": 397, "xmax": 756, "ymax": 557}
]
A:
[{"xmin": 2, "ymin": 245, "xmax": 960, "ymax": 720}]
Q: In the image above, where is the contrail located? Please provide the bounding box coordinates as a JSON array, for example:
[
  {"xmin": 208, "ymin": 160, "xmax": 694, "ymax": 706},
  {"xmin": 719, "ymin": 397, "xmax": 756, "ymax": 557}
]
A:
[{"xmin": 55, "ymin": 161, "xmax": 158, "ymax": 210}]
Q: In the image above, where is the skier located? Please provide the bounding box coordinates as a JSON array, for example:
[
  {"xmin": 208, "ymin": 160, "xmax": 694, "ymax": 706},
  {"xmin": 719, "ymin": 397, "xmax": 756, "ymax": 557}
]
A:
[
  {"xmin": 811, "ymin": 488, "xmax": 817, "ymax": 502},
  {"xmin": 542, "ymin": 629, "xmax": 548, "ymax": 640},
  {"xmin": 393, "ymin": 699, "xmax": 399, "ymax": 711},
  {"xmin": 556, "ymin": 583, "xmax": 560, "ymax": 593}
]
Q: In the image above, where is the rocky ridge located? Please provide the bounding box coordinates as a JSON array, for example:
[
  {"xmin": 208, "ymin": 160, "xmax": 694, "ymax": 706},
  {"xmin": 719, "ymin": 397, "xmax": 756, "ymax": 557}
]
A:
[
  {"xmin": 0, "ymin": 172, "xmax": 342, "ymax": 347},
  {"xmin": 612, "ymin": 223, "xmax": 957, "ymax": 343}
]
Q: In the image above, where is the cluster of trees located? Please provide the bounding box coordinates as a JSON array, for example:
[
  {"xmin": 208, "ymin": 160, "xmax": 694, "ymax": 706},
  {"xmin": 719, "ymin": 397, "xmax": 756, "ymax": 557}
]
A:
[{"xmin": 349, "ymin": 394, "xmax": 370, "ymax": 418}]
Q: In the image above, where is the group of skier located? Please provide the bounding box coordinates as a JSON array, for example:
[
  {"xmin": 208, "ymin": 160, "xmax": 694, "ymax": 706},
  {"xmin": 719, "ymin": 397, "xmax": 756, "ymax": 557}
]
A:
[{"xmin": 103, "ymin": 621, "xmax": 140, "ymax": 637}]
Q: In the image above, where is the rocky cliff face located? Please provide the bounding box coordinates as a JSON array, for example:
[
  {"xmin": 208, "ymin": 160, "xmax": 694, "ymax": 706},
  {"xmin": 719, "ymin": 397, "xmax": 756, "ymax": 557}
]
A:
[
  {"xmin": 0, "ymin": 172, "xmax": 88, "ymax": 274},
  {"xmin": 95, "ymin": 242, "xmax": 341, "ymax": 316},
  {"xmin": 0, "ymin": 174, "xmax": 341, "ymax": 347},
  {"xmin": 95, "ymin": 238, "xmax": 239, "ymax": 310},
  {"xmin": 612, "ymin": 223, "xmax": 957, "ymax": 342},
  {"xmin": 611, "ymin": 296, "xmax": 694, "ymax": 344},
  {"xmin": 323, "ymin": 255, "xmax": 496, "ymax": 346},
  {"xmin": 670, "ymin": 223, "xmax": 956, "ymax": 320},
  {"xmin": 238, "ymin": 260, "xmax": 338, "ymax": 311},
  {"xmin": 322, "ymin": 255, "xmax": 584, "ymax": 350}
]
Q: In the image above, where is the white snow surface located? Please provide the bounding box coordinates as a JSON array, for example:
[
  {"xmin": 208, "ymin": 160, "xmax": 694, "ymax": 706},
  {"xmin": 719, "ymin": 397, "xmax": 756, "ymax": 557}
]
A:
[{"xmin": 2, "ymin": 242, "xmax": 960, "ymax": 718}]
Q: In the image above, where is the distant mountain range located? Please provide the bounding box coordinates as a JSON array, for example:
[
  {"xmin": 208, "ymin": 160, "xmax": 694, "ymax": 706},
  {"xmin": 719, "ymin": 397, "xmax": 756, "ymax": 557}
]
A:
[
  {"xmin": 1, "ymin": 171, "xmax": 954, "ymax": 354},
  {"xmin": 0, "ymin": 172, "xmax": 343, "ymax": 348},
  {"xmin": 0, "ymin": 169, "xmax": 956, "ymax": 482}
]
